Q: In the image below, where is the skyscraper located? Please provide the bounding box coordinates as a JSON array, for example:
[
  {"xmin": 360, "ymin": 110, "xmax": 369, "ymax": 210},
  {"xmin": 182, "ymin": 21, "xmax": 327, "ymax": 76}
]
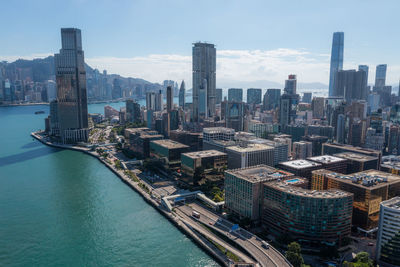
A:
[
  {"xmin": 284, "ymin": 74, "xmax": 297, "ymax": 95},
  {"xmin": 178, "ymin": 80, "xmax": 185, "ymax": 109},
  {"xmin": 334, "ymin": 70, "xmax": 367, "ymax": 102},
  {"xmin": 228, "ymin": 88, "xmax": 243, "ymax": 102},
  {"xmin": 375, "ymin": 64, "xmax": 387, "ymax": 88},
  {"xmin": 126, "ymin": 99, "xmax": 141, "ymax": 123},
  {"xmin": 55, "ymin": 28, "xmax": 89, "ymax": 144},
  {"xmin": 192, "ymin": 42, "xmax": 216, "ymax": 121},
  {"xmin": 167, "ymin": 85, "xmax": 173, "ymax": 112},
  {"xmin": 146, "ymin": 92, "xmax": 156, "ymax": 110},
  {"xmin": 246, "ymin": 88, "xmax": 262, "ymax": 104},
  {"xmin": 358, "ymin": 65, "xmax": 369, "ymax": 87},
  {"xmin": 280, "ymin": 75, "xmax": 299, "ymax": 125},
  {"xmin": 263, "ymin": 89, "xmax": 281, "ymax": 110},
  {"xmin": 216, "ymin": 88, "xmax": 223, "ymax": 104},
  {"xmin": 329, "ymin": 32, "xmax": 344, "ymax": 97}
]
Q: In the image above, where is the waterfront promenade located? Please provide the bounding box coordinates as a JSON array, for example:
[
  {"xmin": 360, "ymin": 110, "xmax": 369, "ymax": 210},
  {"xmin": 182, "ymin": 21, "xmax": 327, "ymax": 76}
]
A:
[{"xmin": 31, "ymin": 131, "xmax": 291, "ymax": 267}]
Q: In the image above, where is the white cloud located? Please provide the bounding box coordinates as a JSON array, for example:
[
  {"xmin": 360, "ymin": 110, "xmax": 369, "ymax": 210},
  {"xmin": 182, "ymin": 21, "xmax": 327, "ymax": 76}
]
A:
[
  {"xmin": 86, "ymin": 48, "xmax": 332, "ymax": 88},
  {"xmin": 2, "ymin": 49, "xmax": 399, "ymax": 88}
]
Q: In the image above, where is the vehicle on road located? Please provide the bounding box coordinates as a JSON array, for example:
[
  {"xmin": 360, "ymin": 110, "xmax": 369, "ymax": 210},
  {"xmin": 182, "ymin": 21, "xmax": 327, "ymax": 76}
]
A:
[
  {"xmin": 192, "ymin": 211, "xmax": 200, "ymax": 219},
  {"xmin": 368, "ymin": 242, "xmax": 374, "ymax": 246},
  {"xmin": 262, "ymin": 241, "xmax": 269, "ymax": 249}
]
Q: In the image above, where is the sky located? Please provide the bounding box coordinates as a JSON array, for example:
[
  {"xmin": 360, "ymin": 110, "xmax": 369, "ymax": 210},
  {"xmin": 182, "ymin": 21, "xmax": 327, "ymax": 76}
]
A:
[{"xmin": 1, "ymin": 0, "xmax": 399, "ymax": 89}]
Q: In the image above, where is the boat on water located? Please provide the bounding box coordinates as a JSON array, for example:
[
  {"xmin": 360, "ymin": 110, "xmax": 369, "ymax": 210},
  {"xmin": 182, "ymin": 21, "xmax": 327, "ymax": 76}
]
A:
[{"xmin": 34, "ymin": 111, "xmax": 45, "ymax": 114}]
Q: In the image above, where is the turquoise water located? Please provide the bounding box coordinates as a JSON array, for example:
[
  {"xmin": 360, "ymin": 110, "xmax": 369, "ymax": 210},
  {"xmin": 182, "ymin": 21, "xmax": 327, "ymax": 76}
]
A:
[{"xmin": 0, "ymin": 104, "xmax": 218, "ymax": 266}]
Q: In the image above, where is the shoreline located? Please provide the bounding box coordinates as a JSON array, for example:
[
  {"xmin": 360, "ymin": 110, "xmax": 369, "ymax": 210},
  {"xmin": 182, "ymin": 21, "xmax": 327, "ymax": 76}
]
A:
[{"xmin": 31, "ymin": 132, "xmax": 228, "ymax": 267}]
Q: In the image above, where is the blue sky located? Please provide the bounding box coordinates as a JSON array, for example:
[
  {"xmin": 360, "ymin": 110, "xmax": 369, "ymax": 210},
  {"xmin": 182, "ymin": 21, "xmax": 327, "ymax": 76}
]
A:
[{"xmin": 1, "ymin": 0, "xmax": 399, "ymax": 87}]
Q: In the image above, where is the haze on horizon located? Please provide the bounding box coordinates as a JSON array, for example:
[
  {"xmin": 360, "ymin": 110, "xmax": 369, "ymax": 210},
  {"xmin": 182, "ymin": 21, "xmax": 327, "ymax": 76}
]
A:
[{"xmin": 1, "ymin": 0, "xmax": 399, "ymax": 89}]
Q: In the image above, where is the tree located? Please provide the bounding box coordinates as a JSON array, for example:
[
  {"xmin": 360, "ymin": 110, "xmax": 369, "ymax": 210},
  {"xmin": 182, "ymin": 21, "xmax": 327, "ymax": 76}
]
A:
[
  {"xmin": 285, "ymin": 242, "xmax": 304, "ymax": 267},
  {"xmin": 343, "ymin": 252, "xmax": 373, "ymax": 267}
]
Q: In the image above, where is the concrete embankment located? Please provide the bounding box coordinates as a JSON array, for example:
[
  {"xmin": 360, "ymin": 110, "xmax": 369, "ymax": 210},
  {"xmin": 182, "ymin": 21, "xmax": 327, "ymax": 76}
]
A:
[{"xmin": 31, "ymin": 132, "xmax": 230, "ymax": 266}]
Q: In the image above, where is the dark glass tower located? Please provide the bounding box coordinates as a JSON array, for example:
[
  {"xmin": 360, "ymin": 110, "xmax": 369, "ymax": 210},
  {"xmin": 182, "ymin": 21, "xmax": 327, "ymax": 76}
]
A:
[
  {"xmin": 329, "ymin": 32, "xmax": 344, "ymax": 97},
  {"xmin": 55, "ymin": 28, "xmax": 89, "ymax": 143}
]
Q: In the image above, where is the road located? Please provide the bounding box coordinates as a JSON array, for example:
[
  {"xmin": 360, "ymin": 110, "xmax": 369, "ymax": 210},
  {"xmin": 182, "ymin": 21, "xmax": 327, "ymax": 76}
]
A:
[
  {"xmin": 176, "ymin": 203, "xmax": 291, "ymax": 267},
  {"xmin": 174, "ymin": 209, "xmax": 255, "ymax": 265}
]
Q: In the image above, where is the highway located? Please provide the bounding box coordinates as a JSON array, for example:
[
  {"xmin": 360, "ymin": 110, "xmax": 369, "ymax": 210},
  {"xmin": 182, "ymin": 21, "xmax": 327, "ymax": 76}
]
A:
[
  {"xmin": 176, "ymin": 203, "xmax": 292, "ymax": 267},
  {"xmin": 174, "ymin": 209, "xmax": 256, "ymax": 265}
]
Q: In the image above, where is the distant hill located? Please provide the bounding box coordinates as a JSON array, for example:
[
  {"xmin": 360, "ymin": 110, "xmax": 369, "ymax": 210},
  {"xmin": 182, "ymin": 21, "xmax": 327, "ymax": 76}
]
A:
[{"xmin": 0, "ymin": 56, "xmax": 158, "ymax": 87}]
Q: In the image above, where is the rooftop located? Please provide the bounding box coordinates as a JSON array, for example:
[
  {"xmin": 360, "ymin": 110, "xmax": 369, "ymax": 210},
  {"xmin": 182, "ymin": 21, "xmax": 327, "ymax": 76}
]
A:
[
  {"xmin": 333, "ymin": 152, "xmax": 378, "ymax": 162},
  {"xmin": 279, "ymin": 159, "xmax": 322, "ymax": 169},
  {"xmin": 151, "ymin": 139, "xmax": 189, "ymax": 149},
  {"xmin": 324, "ymin": 143, "xmax": 381, "ymax": 155},
  {"xmin": 226, "ymin": 143, "xmax": 274, "ymax": 153},
  {"xmin": 226, "ymin": 165, "xmax": 293, "ymax": 183},
  {"xmin": 381, "ymin": 197, "xmax": 400, "ymax": 210},
  {"xmin": 182, "ymin": 150, "xmax": 227, "ymax": 159},
  {"xmin": 265, "ymin": 181, "xmax": 352, "ymax": 199},
  {"xmin": 325, "ymin": 169, "xmax": 400, "ymax": 189},
  {"xmin": 203, "ymin": 127, "xmax": 235, "ymax": 134},
  {"xmin": 381, "ymin": 155, "xmax": 400, "ymax": 170},
  {"xmin": 308, "ymin": 155, "xmax": 347, "ymax": 164}
]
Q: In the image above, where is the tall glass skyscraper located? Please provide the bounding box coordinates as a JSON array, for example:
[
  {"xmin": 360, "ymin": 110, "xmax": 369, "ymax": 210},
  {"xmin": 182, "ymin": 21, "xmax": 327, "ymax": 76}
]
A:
[
  {"xmin": 328, "ymin": 32, "xmax": 344, "ymax": 97},
  {"xmin": 55, "ymin": 28, "xmax": 89, "ymax": 144},
  {"xmin": 375, "ymin": 64, "xmax": 387, "ymax": 88},
  {"xmin": 178, "ymin": 80, "xmax": 185, "ymax": 109},
  {"xmin": 192, "ymin": 42, "xmax": 216, "ymax": 122}
]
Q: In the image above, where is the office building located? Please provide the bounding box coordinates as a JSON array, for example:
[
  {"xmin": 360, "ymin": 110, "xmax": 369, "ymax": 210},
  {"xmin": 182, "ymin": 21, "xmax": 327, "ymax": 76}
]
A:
[
  {"xmin": 376, "ymin": 197, "xmax": 400, "ymax": 267},
  {"xmin": 334, "ymin": 70, "xmax": 368, "ymax": 102},
  {"xmin": 146, "ymin": 92, "xmax": 156, "ymax": 111},
  {"xmin": 224, "ymin": 101, "xmax": 244, "ymax": 131},
  {"xmin": 334, "ymin": 152, "xmax": 379, "ymax": 173},
  {"xmin": 293, "ymin": 141, "xmax": 312, "ymax": 159},
  {"xmin": 262, "ymin": 180, "xmax": 353, "ymax": 246},
  {"xmin": 54, "ymin": 28, "xmax": 89, "ymax": 144},
  {"xmin": 358, "ymin": 65, "xmax": 369, "ymax": 87},
  {"xmin": 375, "ymin": 64, "xmax": 387, "ymax": 88},
  {"xmin": 228, "ymin": 88, "xmax": 243, "ymax": 102},
  {"xmin": 307, "ymin": 125, "xmax": 335, "ymax": 139},
  {"xmin": 381, "ymin": 155, "xmax": 400, "ymax": 174},
  {"xmin": 247, "ymin": 88, "xmax": 262, "ymax": 105},
  {"xmin": 203, "ymin": 127, "xmax": 235, "ymax": 142},
  {"xmin": 198, "ymin": 79, "xmax": 208, "ymax": 119},
  {"xmin": 322, "ymin": 143, "xmax": 382, "ymax": 165},
  {"xmin": 278, "ymin": 159, "xmax": 322, "ymax": 179},
  {"xmin": 263, "ymin": 89, "xmax": 281, "ymax": 110},
  {"xmin": 150, "ymin": 139, "xmax": 190, "ymax": 169},
  {"xmin": 302, "ymin": 92, "xmax": 312, "ymax": 103},
  {"xmin": 181, "ymin": 150, "xmax": 227, "ymax": 184},
  {"xmin": 312, "ymin": 97, "xmax": 325, "ymax": 119},
  {"xmin": 46, "ymin": 80, "xmax": 57, "ymax": 102},
  {"xmin": 125, "ymin": 128, "xmax": 163, "ymax": 158},
  {"xmin": 312, "ymin": 170, "xmax": 400, "ymax": 230},
  {"xmin": 178, "ymin": 80, "xmax": 185, "ymax": 109},
  {"xmin": 225, "ymin": 165, "xmax": 294, "ymax": 221},
  {"xmin": 216, "ymin": 88, "xmax": 223, "ymax": 104},
  {"xmin": 248, "ymin": 121, "xmax": 279, "ymax": 138},
  {"xmin": 126, "ymin": 99, "xmax": 141, "ymax": 123},
  {"xmin": 307, "ymin": 155, "xmax": 347, "ymax": 174},
  {"xmin": 167, "ymin": 86, "xmax": 173, "ymax": 112},
  {"xmin": 280, "ymin": 75, "xmax": 299, "ymax": 125},
  {"xmin": 192, "ymin": 42, "xmax": 216, "ymax": 121},
  {"xmin": 302, "ymin": 135, "xmax": 329, "ymax": 156},
  {"xmin": 112, "ymin": 78, "xmax": 122, "ymax": 99},
  {"xmin": 170, "ymin": 130, "xmax": 203, "ymax": 152},
  {"xmin": 226, "ymin": 143, "xmax": 274, "ymax": 169},
  {"xmin": 49, "ymin": 100, "xmax": 60, "ymax": 136},
  {"xmin": 329, "ymin": 32, "xmax": 344, "ymax": 97}
]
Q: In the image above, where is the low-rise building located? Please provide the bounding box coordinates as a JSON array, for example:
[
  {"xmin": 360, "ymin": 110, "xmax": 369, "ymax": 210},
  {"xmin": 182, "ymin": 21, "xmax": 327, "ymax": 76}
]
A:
[
  {"xmin": 170, "ymin": 130, "xmax": 203, "ymax": 152},
  {"xmin": 226, "ymin": 143, "xmax": 274, "ymax": 169},
  {"xmin": 278, "ymin": 159, "xmax": 322, "ymax": 179},
  {"xmin": 225, "ymin": 165, "xmax": 293, "ymax": 221},
  {"xmin": 311, "ymin": 169, "xmax": 400, "ymax": 231},
  {"xmin": 262, "ymin": 180, "xmax": 353, "ymax": 246},
  {"xmin": 381, "ymin": 155, "xmax": 400, "ymax": 174},
  {"xmin": 181, "ymin": 150, "xmax": 227, "ymax": 185},
  {"xmin": 150, "ymin": 139, "xmax": 190, "ymax": 169},
  {"xmin": 334, "ymin": 152, "xmax": 379, "ymax": 173},
  {"xmin": 376, "ymin": 197, "xmax": 400, "ymax": 267},
  {"xmin": 322, "ymin": 142, "xmax": 382, "ymax": 165},
  {"xmin": 307, "ymin": 155, "xmax": 348, "ymax": 174}
]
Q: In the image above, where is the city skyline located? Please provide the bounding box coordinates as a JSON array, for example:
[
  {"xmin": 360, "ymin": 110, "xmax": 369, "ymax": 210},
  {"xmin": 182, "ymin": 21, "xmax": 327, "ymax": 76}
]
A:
[{"xmin": 1, "ymin": 1, "xmax": 399, "ymax": 88}]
